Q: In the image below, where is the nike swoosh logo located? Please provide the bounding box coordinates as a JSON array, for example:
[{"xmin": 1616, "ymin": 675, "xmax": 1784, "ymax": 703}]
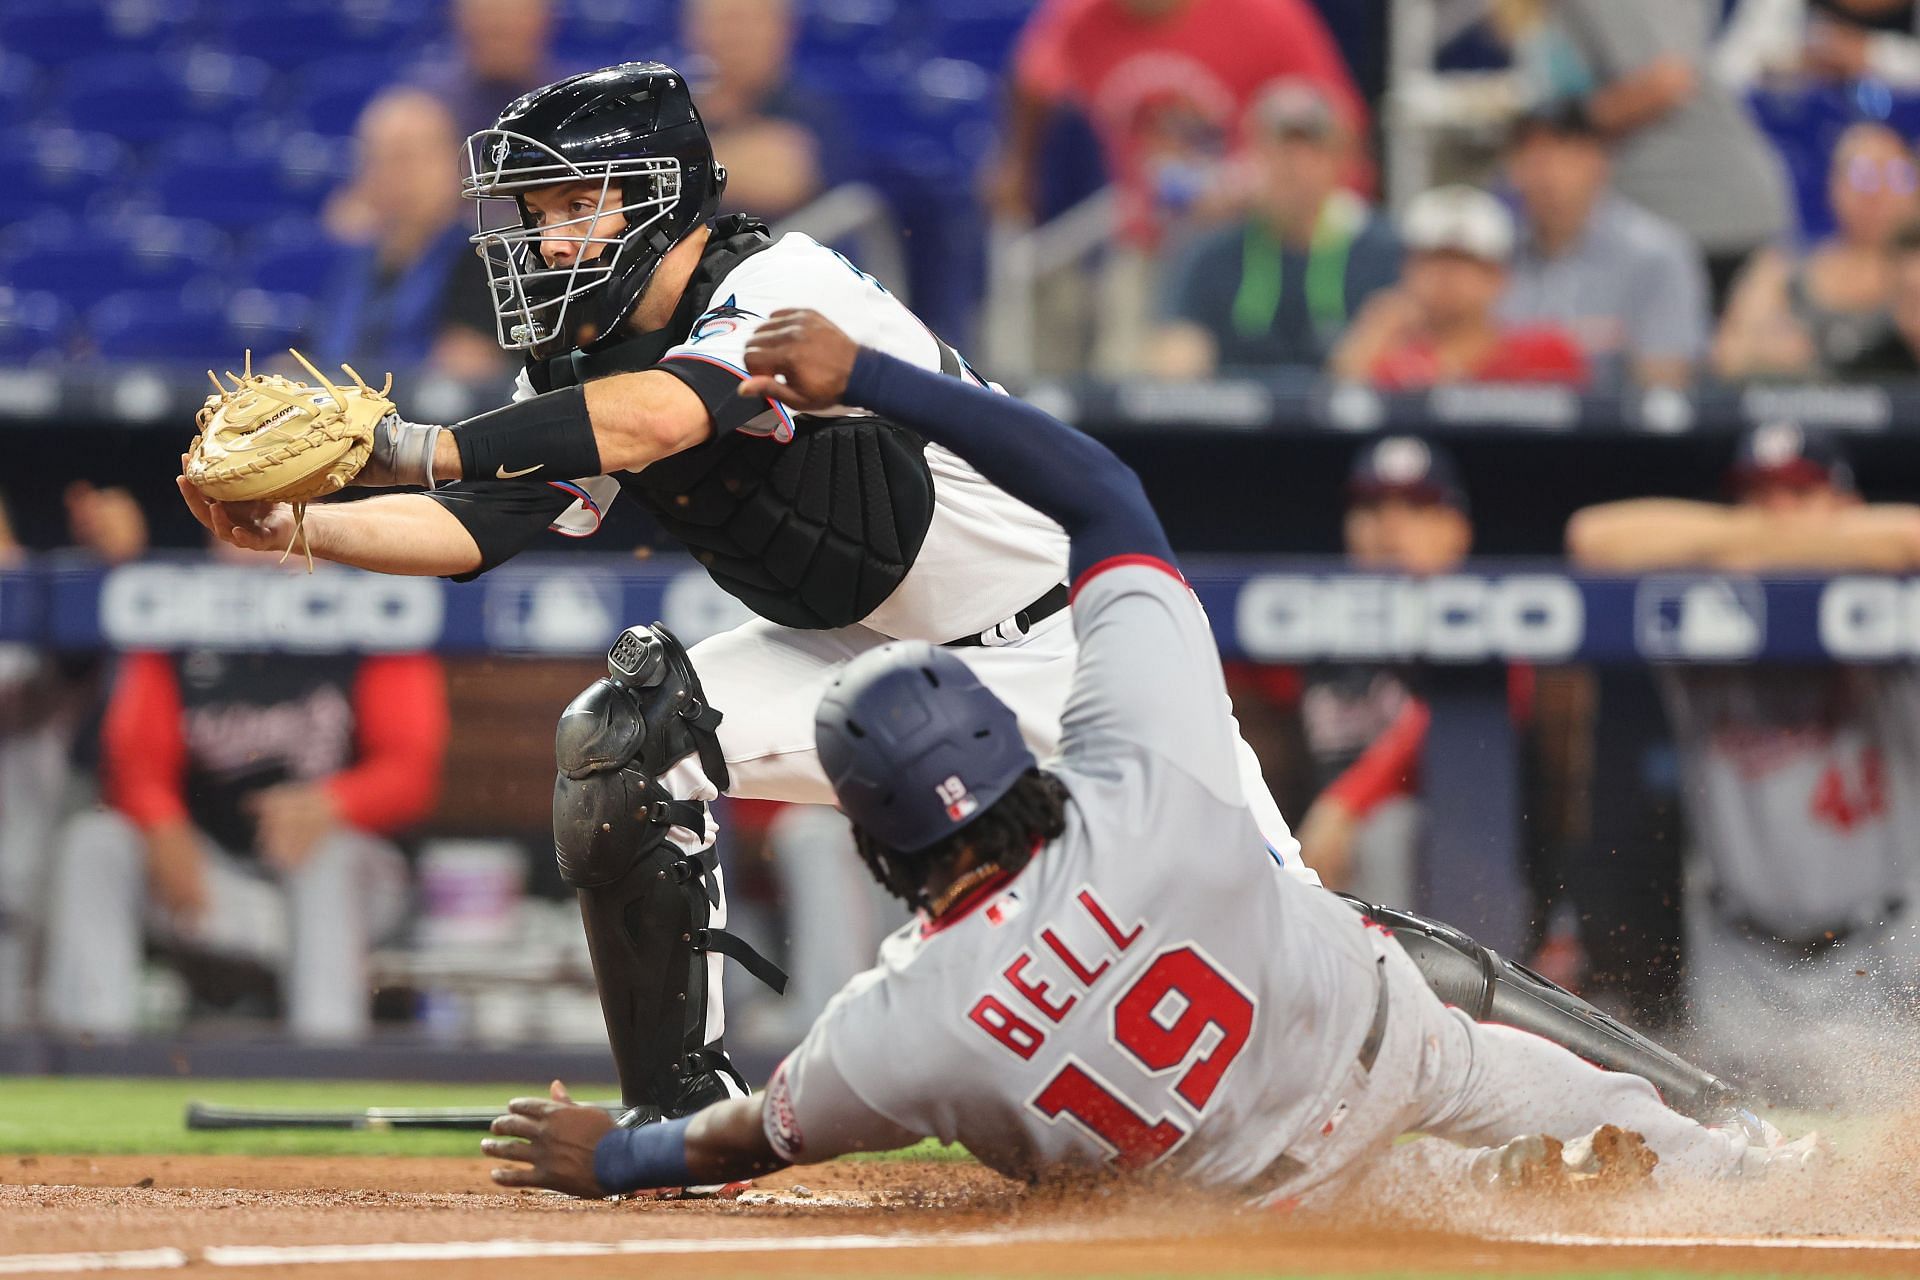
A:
[{"xmin": 495, "ymin": 463, "xmax": 543, "ymax": 479}]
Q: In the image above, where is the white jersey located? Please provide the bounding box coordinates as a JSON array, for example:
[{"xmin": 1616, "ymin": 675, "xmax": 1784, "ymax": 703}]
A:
[
  {"xmin": 510, "ymin": 232, "xmax": 1070, "ymax": 643},
  {"xmin": 762, "ymin": 559, "xmax": 1380, "ymax": 1188}
]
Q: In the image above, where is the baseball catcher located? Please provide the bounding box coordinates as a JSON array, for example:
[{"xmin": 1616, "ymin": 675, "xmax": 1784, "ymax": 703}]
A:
[
  {"xmin": 479, "ymin": 310, "xmax": 1820, "ymax": 1201},
  {"xmin": 179, "ymin": 62, "xmax": 1745, "ymax": 1169}
]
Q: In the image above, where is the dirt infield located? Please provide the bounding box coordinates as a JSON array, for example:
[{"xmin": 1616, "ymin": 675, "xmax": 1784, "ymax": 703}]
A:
[{"xmin": 4, "ymin": 1152, "xmax": 1920, "ymax": 1279}]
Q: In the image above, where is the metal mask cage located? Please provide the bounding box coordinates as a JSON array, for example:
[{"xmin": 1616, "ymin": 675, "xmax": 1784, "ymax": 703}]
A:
[{"xmin": 462, "ymin": 128, "xmax": 683, "ymax": 351}]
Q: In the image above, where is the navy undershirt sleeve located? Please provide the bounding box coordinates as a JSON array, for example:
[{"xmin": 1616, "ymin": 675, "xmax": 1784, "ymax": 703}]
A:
[{"xmin": 841, "ymin": 351, "xmax": 1174, "ymax": 580}]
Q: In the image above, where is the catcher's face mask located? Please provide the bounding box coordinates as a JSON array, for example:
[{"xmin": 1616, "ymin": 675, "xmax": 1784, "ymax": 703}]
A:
[{"xmin": 463, "ymin": 128, "xmax": 683, "ymax": 354}]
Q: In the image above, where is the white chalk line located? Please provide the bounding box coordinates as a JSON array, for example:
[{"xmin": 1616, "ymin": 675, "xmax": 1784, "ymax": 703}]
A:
[
  {"xmin": 1505, "ymin": 1231, "xmax": 1920, "ymax": 1252},
  {"xmin": 10, "ymin": 1227, "xmax": 1920, "ymax": 1272},
  {"xmin": 204, "ymin": 1231, "xmax": 1019, "ymax": 1266},
  {"xmin": 0, "ymin": 1249, "xmax": 186, "ymax": 1274}
]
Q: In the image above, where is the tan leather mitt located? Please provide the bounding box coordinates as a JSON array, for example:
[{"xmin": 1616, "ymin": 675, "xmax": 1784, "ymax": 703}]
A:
[
  {"xmin": 188, "ymin": 349, "xmax": 392, "ymax": 503},
  {"xmin": 186, "ymin": 350, "xmax": 393, "ymax": 566}
]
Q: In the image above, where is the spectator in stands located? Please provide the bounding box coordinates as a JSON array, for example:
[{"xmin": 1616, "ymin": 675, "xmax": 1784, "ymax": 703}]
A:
[
  {"xmin": 39, "ymin": 561, "xmax": 449, "ymax": 1042},
  {"xmin": 1501, "ymin": 100, "xmax": 1711, "ymax": 390},
  {"xmin": 1149, "ymin": 80, "xmax": 1399, "ymax": 377},
  {"xmin": 1715, "ymin": 123, "xmax": 1917, "ymax": 380},
  {"xmin": 1289, "ymin": 437, "xmax": 1474, "ymax": 901},
  {"xmin": 1331, "ymin": 185, "xmax": 1589, "ymax": 389},
  {"xmin": 1567, "ymin": 422, "xmax": 1920, "ymax": 1100},
  {"xmin": 1548, "ymin": 0, "xmax": 1793, "ymax": 304},
  {"xmin": 408, "ymin": 0, "xmax": 567, "ymax": 137},
  {"xmin": 1716, "ymin": 0, "xmax": 1920, "ymax": 90},
  {"xmin": 989, "ymin": 0, "xmax": 1368, "ymax": 372},
  {"xmin": 1837, "ymin": 216, "xmax": 1920, "ymax": 376},
  {"xmin": 684, "ymin": 0, "xmax": 842, "ymax": 221},
  {"xmin": 318, "ymin": 89, "xmax": 505, "ymax": 379}
]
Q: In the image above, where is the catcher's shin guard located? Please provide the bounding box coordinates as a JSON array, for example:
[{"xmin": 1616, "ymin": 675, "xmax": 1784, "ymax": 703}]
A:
[
  {"xmin": 554, "ymin": 624, "xmax": 787, "ymax": 1118},
  {"xmin": 1338, "ymin": 894, "xmax": 1741, "ymax": 1120}
]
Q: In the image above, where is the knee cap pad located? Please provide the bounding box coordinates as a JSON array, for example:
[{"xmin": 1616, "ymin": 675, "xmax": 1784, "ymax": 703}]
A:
[{"xmin": 553, "ymin": 623, "xmax": 727, "ymax": 889}]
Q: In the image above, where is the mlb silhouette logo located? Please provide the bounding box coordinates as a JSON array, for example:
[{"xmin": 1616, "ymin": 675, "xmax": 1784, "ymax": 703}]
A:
[
  {"xmin": 936, "ymin": 774, "xmax": 977, "ymax": 822},
  {"xmin": 1634, "ymin": 577, "xmax": 1765, "ymax": 660}
]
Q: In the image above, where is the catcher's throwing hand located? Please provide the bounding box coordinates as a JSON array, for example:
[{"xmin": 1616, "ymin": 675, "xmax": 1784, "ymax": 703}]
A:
[
  {"xmin": 177, "ymin": 459, "xmax": 299, "ymax": 555},
  {"xmin": 483, "ymin": 1080, "xmax": 614, "ymax": 1198},
  {"xmin": 738, "ymin": 308, "xmax": 859, "ymax": 411}
]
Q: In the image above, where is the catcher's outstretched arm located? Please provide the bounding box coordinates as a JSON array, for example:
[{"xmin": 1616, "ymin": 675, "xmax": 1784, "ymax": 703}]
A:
[
  {"xmin": 420, "ymin": 370, "xmax": 711, "ymax": 485},
  {"xmin": 178, "ymin": 478, "xmax": 483, "ymax": 577}
]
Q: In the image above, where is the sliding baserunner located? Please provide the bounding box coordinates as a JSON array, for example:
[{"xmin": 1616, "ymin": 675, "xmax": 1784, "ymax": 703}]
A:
[{"xmin": 482, "ymin": 310, "xmax": 1821, "ymax": 1202}]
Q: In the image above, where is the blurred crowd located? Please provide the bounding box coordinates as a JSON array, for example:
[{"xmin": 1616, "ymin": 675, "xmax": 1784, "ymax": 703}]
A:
[{"xmin": 7, "ymin": 0, "xmax": 1920, "ymax": 1100}]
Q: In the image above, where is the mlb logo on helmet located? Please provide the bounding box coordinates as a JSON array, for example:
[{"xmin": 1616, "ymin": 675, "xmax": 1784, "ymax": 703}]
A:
[{"xmin": 936, "ymin": 774, "xmax": 978, "ymax": 823}]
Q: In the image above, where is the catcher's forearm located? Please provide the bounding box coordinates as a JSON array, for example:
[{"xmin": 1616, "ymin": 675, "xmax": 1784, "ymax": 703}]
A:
[
  {"xmin": 429, "ymin": 373, "xmax": 710, "ymax": 483},
  {"xmin": 304, "ymin": 495, "xmax": 484, "ymax": 576}
]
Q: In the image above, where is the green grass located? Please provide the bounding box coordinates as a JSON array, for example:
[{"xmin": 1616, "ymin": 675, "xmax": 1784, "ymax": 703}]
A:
[{"xmin": 0, "ymin": 1076, "xmax": 963, "ymax": 1160}]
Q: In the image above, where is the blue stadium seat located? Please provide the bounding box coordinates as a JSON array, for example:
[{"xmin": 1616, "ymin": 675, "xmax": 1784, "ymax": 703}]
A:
[
  {"xmin": 0, "ymin": 0, "xmax": 186, "ymax": 67},
  {"xmin": 931, "ymin": 12, "xmax": 1026, "ymax": 70},
  {"xmin": 214, "ymin": 1, "xmax": 425, "ymax": 69},
  {"xmin": 88, "ymin": 289, "xmax": 230, "ymax": 363},
  {"xmin": 0, "ymin": 52, "xmax": 39, "ymax": 127},
  {"xmin": 55, "ymin": 51, "xmax": 272, "ymax": 145},
  {"xmin": 0, "ymin": 289, "xmax": 72, "ymax": 362},
  {"xmin": 244, "ymin": 223, "xmax": 348, "ymax": 296},
  {"xmin": 0, "ymin": 217, "xmax": 226, "ymax": 305},
  {"xmin": 226, "ymin": 288, "xmax": 314, "ymax": 352},
  {"xmin": 21, "ymin": 130, "xmax": 129, "ymax": 220},
  {"xmin": 151, "ymin": 150, "xmax": 300, "ymax": 233},
  {"xmin": 289, "ymin": 54, "xmax": 408, "ymax": 138}
]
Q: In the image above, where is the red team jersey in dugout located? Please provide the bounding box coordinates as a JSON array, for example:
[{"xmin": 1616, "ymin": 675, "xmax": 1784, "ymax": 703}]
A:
[{"xmin": 763, "ymin": 560, "xmax": 1381, "ymax": 1187}]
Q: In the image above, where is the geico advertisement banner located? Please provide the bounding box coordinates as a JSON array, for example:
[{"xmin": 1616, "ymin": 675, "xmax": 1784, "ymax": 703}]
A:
[
  {"xmin": 11, "ymin": 557, "xmax": 1920, "ymax": 660},
  {"xmin": 1219, "ymin": 574, "xmax": 1585, "ymax": 662}
]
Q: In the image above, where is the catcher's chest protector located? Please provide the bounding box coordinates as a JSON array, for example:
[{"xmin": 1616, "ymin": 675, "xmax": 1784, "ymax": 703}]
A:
[
  {"xmin": 630, "ymin": 418, "xmax": 935, "ymax": 630},
  {"xmin": 537, "ymin": 222, "xmax": 938, "ymax": 631}
]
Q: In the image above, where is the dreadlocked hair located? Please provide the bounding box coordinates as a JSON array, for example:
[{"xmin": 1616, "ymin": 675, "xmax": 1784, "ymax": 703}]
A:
[{"xmin": 853, "ymin": 768, "xmax": 1070, "ymax": 909}]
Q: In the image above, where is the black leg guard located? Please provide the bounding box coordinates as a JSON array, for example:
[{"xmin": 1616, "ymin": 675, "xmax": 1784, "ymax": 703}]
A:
[
  {"xmin": 1337, "ymin": 894, "xmax": 1742, "ymax": 1121},
  {"xmin": 554, "ymin": 624, "xmax": 786, "ymax": 1120}
]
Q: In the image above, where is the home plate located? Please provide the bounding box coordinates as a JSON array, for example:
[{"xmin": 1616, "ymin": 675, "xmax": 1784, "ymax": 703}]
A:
[{"xmin": 736, "ymin": 1188, "xmax": 874, "ymax": 1207}]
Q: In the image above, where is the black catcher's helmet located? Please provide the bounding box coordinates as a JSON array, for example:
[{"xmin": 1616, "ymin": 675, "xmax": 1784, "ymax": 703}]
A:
[{"xmin": 463, "ymin": 62, "xmax": 728, "ymax": 358}]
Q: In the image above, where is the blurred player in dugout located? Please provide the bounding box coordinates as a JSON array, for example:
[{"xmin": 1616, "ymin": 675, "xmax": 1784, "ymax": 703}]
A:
[
  {"xmin": 1234, "ymin": 436, "xmax": 1582, "ymax": 973},
  {"xmin": 39, "ymin": 553, "xmax": 449, "ymax": 1042},
  {"xmin": 1570, "ymin": 422, "xmax": 1920, "ymax": 1100}
]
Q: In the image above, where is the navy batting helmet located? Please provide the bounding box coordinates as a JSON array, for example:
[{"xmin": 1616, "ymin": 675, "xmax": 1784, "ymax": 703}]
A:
[{"xmin": 815, "ymin": 643, "xmax": 1036, "ymax": 855}]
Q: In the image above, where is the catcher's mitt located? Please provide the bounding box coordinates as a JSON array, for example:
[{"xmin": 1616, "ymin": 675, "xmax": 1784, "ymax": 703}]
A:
[{"xmin": 186, "ymin": 350, "xmax": 393, "ymax": 568}]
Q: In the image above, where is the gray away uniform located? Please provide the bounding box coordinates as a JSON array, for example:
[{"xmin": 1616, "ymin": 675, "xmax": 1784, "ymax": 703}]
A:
[{"xmin": 763, "ymin": 562, "xmax": 1767, "ymax": 1199}]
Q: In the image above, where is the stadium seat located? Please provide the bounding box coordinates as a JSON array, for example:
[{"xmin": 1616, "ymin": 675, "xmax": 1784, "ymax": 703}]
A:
[
  {"xmin": 226, "ymin": 288, "xmax": 314, "ymax": 352},
  {"xmin": 0, "ymin": 0, "xmax": 185, "ymax": 68},
  {"xmin": 216, "ymin": 2, "xmax": 424, "ymax": 70},
  {"xmin": 151, "ymin": 151, "xmax": 301, "ymax": 233},
  {"xmin": 0, "ymin": 52, "xmax": 39, "ymax": 127},
  {"xmin": 21, "ymin": 130, "xmax": 129, "ymax": 221},
  {"xmin": 54, "ymin": 51, "xmax": 272, "ymax": 145},
  {"xmin": 1, "ymin": 217, "xmax": 226, "ymax": 306},
  {"xmin": 88, "ymin": 289, "xmax": 230, "ymax": 362},
  {"xmin": 245, "ymin": 236, "xmax": 349, "ymax": 297},
  {"xmin": 289, "ymin": 55, "xmax": 408, "ymax": 138},
  {"xmin": 0, "ymin": 289, "xmax": 72, "ymax": 362}
]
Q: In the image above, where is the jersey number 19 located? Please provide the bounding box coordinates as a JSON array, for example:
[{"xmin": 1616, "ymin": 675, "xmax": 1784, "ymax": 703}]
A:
[{"xmin": 1027, "ymin": 945, "xmax": 1254, "ymax": 1170}]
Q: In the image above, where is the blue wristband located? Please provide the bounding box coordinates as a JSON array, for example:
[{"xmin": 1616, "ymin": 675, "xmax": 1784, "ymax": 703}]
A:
[{"xmin": 592, "ymin": 1114, "xmax": 694, "ymax": 1194}]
